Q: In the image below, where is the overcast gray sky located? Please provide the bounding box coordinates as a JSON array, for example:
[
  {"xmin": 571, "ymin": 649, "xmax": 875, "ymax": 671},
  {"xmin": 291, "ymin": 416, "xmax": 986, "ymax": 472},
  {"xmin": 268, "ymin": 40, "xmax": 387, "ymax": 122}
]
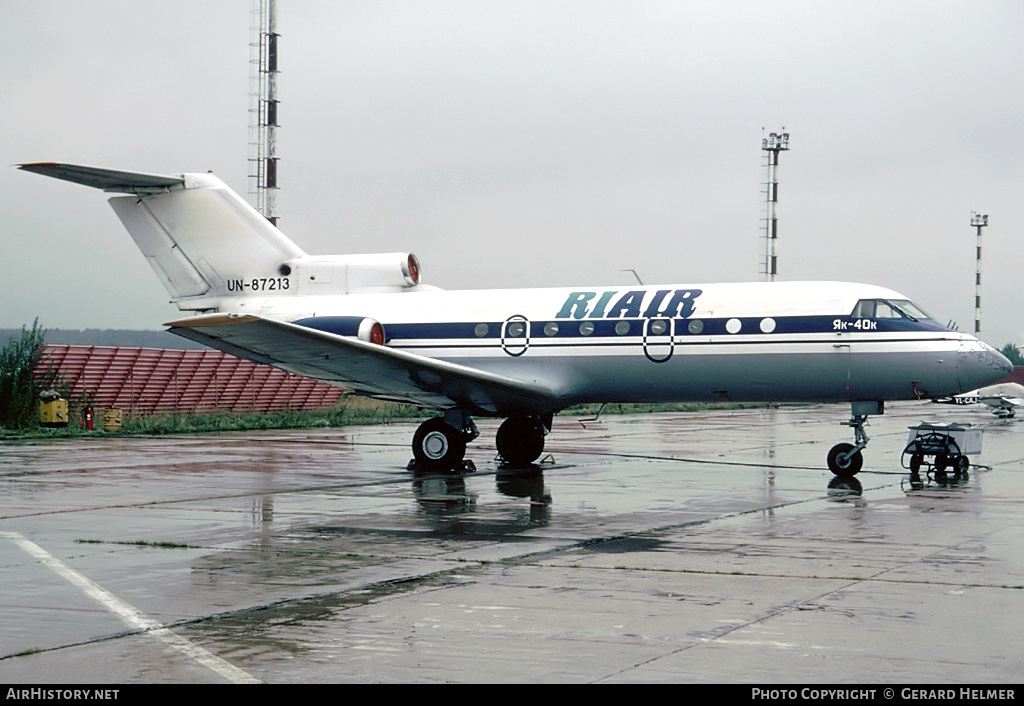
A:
[{"xmin": 3, "ymin": 1, "xmax": 1022, "ymax": 348}]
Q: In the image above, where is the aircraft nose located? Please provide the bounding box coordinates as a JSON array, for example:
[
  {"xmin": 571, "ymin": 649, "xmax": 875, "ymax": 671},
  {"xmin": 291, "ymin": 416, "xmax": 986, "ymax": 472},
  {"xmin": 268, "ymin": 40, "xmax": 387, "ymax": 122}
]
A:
[{"xmin": 958, "ymin": 339, "xmax": 1014, "ymax": 392}]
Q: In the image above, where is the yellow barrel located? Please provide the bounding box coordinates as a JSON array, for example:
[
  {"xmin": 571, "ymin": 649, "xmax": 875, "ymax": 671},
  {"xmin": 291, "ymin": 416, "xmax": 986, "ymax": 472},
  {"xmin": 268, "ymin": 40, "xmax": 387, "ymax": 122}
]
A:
[{"xmin": 103, "ymin": 408, "xmax": 123, "ymax": 432}]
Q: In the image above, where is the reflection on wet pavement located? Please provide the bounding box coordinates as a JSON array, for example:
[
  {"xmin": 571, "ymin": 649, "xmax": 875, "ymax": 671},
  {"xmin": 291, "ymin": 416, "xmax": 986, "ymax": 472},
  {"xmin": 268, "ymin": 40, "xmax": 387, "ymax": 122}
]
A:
[{"xmin": 1, "ymin": 402, "xmax": 1021, "ymax": 683}]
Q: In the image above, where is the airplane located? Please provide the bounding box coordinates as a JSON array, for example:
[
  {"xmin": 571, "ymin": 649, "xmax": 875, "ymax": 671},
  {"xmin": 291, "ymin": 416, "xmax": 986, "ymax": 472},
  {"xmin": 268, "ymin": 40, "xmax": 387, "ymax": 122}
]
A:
[
  {"xmin": 937, "ymin": 382, "xmax": 1024, "ymax": 418},
  {"xmin": 18, "ymin": 162, "xmax": 1014, "ymax": 477}
]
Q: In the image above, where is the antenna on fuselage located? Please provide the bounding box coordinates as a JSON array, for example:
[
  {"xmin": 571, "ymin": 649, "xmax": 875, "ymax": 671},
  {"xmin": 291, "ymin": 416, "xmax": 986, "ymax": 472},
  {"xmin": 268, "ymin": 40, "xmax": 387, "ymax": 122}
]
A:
[{"xmin": 622, "ymin": 269, "xmax": 644, "ymax": 285}]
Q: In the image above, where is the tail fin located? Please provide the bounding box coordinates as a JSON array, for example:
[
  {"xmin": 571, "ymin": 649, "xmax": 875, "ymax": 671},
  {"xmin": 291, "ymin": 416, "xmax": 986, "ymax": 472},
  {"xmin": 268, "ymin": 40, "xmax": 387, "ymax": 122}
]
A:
[
  {"xmin": 20, "ymin": 162, "xmax": 427, "ymax": 309},
  {"xmin": 18, "ymin": 162, "xmax": 306, "ymax": 308},
  {"xmin": 107, "ymin": 172, "xmax": 306, "ymax": 305}
]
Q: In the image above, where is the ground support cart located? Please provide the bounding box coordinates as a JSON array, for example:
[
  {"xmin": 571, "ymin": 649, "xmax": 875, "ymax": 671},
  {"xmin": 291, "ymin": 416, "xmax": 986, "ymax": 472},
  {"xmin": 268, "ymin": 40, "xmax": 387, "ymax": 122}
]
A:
[{"xmin": 902, "ymin": 423, "xmax": 982, "ymax": 483}]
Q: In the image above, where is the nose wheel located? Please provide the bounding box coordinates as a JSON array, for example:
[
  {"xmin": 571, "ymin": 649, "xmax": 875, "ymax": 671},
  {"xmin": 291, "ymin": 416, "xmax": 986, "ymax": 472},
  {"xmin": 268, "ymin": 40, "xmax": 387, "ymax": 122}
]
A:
[
  {"xmin": 827, "ymin": 441, "xmax": 863, "ymax": 477},
  {"xmin": 827, "ymin": 402, "xmax": 882, "ymax": 477}
]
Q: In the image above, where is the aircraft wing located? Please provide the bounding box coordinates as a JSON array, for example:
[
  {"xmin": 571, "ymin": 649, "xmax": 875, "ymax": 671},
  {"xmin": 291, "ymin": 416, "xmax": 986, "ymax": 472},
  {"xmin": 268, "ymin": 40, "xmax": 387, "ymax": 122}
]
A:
[
  {"xmin": 971, "ymin": 383, "xmax": 1024, "ymax": 417},
  {"xmin": 978, "ymin": 394, "xmax": 1024, "ymax": 413},
  {"xmin": 165, "ymin": 313, "xmax": 562, "ymax": 416}
]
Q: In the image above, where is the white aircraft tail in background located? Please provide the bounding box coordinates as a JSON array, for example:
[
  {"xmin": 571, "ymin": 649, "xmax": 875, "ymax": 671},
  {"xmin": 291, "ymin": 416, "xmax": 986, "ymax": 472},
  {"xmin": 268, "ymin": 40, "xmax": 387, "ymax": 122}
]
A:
[{"xmin": 19, "ymin": 162, "xmax": 1015, "ymax": 476}]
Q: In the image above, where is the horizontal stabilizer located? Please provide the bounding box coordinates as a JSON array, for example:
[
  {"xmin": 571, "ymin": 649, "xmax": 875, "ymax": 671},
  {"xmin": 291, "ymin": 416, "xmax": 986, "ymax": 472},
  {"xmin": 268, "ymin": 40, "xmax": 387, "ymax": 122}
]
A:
[
  {"xmin": 166, "ymin": 313, "xmax": 562, "ymax": 416},
  {"xmin": 18, "ymin": 162, "xmax": 184, "ymax": 193}
]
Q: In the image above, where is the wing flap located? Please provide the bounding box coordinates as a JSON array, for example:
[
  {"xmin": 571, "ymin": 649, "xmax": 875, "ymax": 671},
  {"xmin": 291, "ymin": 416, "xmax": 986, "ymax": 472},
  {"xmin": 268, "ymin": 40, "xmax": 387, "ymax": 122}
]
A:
[{"xmin": 165, "ymin": 313, "xmax": 561, "ymax": 415}]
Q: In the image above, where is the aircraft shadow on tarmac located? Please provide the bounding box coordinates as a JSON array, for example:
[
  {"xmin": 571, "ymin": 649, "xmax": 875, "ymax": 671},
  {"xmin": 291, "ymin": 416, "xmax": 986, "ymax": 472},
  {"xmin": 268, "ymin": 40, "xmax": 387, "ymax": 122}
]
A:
[
  {"xmin": 410, "ymin": 448, "xmax": 981, "ymax": 512},
  {"xmin": 410, "ymin": 464, "xmax": 552, "ymax": 526},
  {"xmin": 826, "ymin": 475, "xmax": 864, "ymax": 497},
  {"xmin": 412, "ymin": 459, "xmax": 974, "ymax": 509},
  {"xmin": 827, "ymin": 466, "xmax": 977, "ymax": 498}
]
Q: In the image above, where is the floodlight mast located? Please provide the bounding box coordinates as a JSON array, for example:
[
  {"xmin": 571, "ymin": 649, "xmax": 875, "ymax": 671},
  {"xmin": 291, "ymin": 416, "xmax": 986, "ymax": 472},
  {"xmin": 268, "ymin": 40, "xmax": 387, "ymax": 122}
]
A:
[
  {"xmin": 761, "ymin": 130, "xmax": 789, "ymax": 282},
  {"xmin": 248, "ymin": 0, "xmax": 280, "ymax": 226},
  {"xmin": 971, "ymin": 212, "xmax": 988, "ymax": 338}
]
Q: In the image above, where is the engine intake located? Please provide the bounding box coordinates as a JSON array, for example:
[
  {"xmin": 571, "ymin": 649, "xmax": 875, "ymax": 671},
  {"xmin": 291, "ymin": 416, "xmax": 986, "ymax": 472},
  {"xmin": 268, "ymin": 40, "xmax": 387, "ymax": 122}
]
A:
[{"xmin": 295, "ymin": 316, "xmax": 386, "ymax": 345}]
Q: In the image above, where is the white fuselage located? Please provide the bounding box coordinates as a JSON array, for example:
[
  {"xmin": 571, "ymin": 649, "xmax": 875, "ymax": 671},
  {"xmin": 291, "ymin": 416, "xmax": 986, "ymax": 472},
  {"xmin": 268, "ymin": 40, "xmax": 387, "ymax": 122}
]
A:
[{"xmin": 201, "ymin": 280, "xmax": 1006, "ymax": 415}]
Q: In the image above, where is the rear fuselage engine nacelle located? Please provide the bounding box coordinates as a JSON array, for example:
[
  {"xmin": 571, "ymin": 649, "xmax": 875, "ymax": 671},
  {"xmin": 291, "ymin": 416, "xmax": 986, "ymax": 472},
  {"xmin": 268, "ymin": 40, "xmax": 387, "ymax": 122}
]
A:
[{"xmin": 280, "ymin": 252, "xmax": 420, "ymax": 295}]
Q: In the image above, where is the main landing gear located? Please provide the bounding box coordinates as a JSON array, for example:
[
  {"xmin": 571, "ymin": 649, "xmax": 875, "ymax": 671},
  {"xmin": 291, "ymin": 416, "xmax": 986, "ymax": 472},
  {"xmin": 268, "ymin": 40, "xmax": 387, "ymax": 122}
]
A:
[
  {"xmin": 826, "ymin": 401, "xmax": 883, "ymax": 478},
  {"xmin": 411, "ymin": 410, "xmax": 478, "ymax": 470},
  {"xmin": 410, "ymin": 411, "xmax": 551, "ymax": 471},
  {"xmin": 495, "ymin": 415, "xmax": 548, "ymax": 466}
]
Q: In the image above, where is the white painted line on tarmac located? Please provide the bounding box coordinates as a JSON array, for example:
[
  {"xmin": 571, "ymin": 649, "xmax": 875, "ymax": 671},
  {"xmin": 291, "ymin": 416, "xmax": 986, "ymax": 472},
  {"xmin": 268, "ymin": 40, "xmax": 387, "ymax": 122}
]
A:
[{"xmin": 2, "ymin": 531, "xmax": 260, "ymax": 684}]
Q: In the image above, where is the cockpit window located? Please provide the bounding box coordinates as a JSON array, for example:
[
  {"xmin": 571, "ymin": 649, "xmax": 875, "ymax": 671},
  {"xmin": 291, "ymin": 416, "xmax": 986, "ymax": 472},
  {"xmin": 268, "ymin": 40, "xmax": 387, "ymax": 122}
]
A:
[
  {"xmin": 875, "ymin": 301, "xmax": 902, "ymax": 319},
  {"xmin": 850, "ymin": 300, "xmax": 875, "ymax": 318},
  {"xmin": 890, "ymin": 299, "xmax": 931, "ymax": 321},
  {"xmin": 850, "ymin": 299, "xmax": 931, "ymax": 321}
]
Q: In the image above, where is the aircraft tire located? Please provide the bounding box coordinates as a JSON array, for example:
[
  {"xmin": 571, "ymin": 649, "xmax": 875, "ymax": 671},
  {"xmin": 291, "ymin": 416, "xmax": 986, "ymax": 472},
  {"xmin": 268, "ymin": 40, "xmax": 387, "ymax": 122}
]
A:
[
  {"xmin": 827, "ymin": 442, "xmax": 863, "ymax": 478},
  {"xmin": 412, "ymin": 418, "xmax": 467, "ymax": 470},
  {"xmin": 496, "ymin": 416, "xmax": 546, "ymax": 466}
]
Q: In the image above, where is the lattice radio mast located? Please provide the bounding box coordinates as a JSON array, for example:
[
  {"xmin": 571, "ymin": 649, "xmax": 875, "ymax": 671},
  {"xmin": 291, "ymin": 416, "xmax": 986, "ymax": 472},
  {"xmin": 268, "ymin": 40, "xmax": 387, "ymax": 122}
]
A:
[{"xmin": 249, "ymin": 0, "xmax": 280, "ymax": 225}]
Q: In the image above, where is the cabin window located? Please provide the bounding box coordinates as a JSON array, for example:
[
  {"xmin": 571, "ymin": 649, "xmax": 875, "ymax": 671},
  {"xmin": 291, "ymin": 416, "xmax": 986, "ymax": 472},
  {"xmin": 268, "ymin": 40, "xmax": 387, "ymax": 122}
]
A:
[
  {"xmin": 474, "ymin": 323, "xmax": 489, "ymax": 337},
  {"xmin": 688, "ymin": 319, "xmax": 704, "ymax": 334},
  {"xmin": 615, "ymin": 321, "xmax": 631, "ymax": 335},
  {"xmin": 506, "ymin": 322, "xmax": 525, "ymax": 337},
  {"xmin": 726, "ymin": 318, "xmax": 742, "ymax": 334},
  {"xmin": 544, "ymin": 322, "xmax": 559, "ymax": 336},
  {"xmin": 579, "ymin": 321, "xmax": 594, "ymax": 336},
  {"xmin": 649, "ymin": 319, "xmax": 668, "ymax": 335}
]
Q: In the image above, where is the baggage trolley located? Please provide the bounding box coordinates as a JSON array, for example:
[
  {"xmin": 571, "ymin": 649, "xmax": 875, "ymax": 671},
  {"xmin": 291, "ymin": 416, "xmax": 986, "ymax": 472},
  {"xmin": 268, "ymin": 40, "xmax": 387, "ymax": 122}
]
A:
[{"xmin": 902, "ymin": 423, "xmax": 982, "ymax": 481}]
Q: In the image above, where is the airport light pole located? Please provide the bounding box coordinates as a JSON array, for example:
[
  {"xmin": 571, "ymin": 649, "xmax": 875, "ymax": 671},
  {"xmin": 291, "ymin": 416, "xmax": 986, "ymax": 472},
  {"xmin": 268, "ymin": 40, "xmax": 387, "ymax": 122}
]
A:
[
  {"xmin": 761, "ymin": 130, "xmax": 789, "ymax": 282},
  {"xmin": 249, "ymin": 0, "xmax": 280, "ymax": 226},
  {"xmin": 971, "ymin": 212, "xmax": 988, "ymax": 339}
]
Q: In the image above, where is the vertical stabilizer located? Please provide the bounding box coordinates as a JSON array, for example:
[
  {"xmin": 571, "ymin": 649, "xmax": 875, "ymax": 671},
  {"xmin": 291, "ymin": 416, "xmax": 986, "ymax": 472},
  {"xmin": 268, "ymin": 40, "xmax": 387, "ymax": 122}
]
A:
[{"xmin": 107, "ymin": 173, "xmax": 305, "ymax": 305}]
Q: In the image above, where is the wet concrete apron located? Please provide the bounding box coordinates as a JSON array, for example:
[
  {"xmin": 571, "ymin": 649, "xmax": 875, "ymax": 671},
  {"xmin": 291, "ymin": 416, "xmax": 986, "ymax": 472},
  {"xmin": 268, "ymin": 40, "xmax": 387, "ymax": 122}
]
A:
[{"xmin": 1, "ymin": 402, "xmax": 1021, "ymax": 683}]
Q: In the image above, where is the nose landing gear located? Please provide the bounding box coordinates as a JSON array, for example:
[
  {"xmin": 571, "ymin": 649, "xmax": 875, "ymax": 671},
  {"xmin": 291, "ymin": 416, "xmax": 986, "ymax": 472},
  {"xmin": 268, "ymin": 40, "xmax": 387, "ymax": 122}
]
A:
[{"xmin": 827, "ymin": 401, "xmax": 883, "ymax": 477}]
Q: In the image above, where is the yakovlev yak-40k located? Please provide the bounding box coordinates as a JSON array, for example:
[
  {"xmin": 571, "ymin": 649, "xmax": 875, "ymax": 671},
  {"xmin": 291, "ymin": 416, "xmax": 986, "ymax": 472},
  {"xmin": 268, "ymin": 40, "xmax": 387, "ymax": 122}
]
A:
[{"xmin": 19, "ymin": 163, "xmax": 1013, "ymax": 475}]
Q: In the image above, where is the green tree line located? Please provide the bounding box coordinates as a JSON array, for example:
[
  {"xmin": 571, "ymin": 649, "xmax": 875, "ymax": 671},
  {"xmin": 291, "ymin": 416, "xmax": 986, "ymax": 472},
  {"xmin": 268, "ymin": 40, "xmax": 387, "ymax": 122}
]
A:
[{"xmin": 1001, "ymin": 343, "xmax": 1023, "ymax": 366}]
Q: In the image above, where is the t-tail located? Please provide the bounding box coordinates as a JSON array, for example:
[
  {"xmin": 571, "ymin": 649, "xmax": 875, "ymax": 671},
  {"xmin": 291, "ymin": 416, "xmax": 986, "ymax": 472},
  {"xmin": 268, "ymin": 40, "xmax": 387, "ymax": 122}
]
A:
[{"xmin": 17, "ymin": 162, "xmax": 422, "ymax": 313}]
